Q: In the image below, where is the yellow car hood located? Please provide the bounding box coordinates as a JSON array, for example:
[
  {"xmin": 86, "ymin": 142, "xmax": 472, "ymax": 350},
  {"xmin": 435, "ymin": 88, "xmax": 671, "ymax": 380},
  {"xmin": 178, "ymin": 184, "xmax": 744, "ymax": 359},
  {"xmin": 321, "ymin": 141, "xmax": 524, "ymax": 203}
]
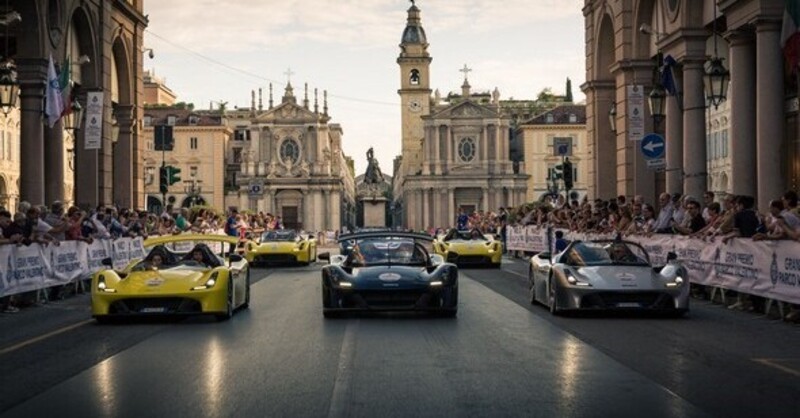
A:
[
  {"xmin": 116, "ymin": 269, "xmax": 211, "ymax": 293},
  {"xmin": 441, "ymin": 240, "xmax": 494, "ymax": 255}
]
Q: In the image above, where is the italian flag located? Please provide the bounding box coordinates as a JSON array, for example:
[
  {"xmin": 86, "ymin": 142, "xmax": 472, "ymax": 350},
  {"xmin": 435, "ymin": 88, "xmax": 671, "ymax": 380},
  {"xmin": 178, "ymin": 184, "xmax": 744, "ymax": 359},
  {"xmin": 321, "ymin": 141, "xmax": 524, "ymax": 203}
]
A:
[{"xmin": 782, "ymin": 1, "xmax": 800, "ymax": 73}]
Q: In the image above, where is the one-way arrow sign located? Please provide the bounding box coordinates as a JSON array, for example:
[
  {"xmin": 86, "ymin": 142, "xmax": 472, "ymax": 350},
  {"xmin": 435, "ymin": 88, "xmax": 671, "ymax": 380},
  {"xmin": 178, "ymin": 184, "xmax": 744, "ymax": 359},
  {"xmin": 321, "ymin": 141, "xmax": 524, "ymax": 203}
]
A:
[{"xmin": 640, "ymin": 133, "xmax": 665, "ymax": 159}]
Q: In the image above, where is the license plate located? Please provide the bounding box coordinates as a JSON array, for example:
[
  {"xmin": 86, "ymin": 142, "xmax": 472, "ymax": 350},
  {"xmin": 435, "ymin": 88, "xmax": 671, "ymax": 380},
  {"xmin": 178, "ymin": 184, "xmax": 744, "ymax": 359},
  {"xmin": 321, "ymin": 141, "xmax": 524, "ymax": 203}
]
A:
[
  {"xmin": 617, "ymin": 302, "xmax": 641, "ymax": 308},
  {"xmin": 141, "ymin": 307, "xmax": 166, "ymax": 313}
]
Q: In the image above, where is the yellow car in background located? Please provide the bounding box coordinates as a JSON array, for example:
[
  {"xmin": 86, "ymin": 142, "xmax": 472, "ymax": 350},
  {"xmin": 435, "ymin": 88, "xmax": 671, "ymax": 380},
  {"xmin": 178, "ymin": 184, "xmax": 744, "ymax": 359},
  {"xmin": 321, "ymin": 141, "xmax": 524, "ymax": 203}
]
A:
[
  {"xmin": 433, "ymin": 228, "xmax": 502, "ymax": 268},
  {"xmin": 245, "ymin": 230, "xmax": 317, "ymax": 266},
  {"xmin": 91, "ymin": 235, "xmax": 250, "ymax": 323}
]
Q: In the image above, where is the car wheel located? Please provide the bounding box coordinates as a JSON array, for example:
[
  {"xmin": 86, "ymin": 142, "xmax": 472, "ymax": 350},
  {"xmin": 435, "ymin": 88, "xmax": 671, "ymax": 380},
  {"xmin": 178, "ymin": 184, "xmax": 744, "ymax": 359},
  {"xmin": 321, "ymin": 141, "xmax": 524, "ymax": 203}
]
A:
[
  {"xmin": 241, "ymin": 271, "xmax": 251, "ymax": 310},
  {"xmin": 549, "ymin": 278, "xmax": 561, "ymax": 316},
  {"xmin": 216, "ymin": 280, "xmax": 234, "ymax": 321}
]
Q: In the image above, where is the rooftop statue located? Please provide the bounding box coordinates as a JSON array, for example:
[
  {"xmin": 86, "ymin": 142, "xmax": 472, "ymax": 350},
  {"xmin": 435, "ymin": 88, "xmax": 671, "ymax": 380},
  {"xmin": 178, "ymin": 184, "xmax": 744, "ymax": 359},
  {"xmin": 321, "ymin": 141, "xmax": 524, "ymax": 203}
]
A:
[{"xmin": 364, "ymin": 147, "xmax": 383, "ymax": 185}]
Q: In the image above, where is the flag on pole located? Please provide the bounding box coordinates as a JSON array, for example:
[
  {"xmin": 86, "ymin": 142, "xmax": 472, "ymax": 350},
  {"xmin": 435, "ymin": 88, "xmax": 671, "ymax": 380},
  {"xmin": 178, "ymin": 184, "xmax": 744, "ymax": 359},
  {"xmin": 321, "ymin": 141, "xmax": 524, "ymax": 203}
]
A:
[
  {"xmin": 59, "ymin": 56, "xmax": 72, "ymax": 118},
  {"xmin": 45, "ymin": 54, "xmax": 64, "ymax": 128},
  {"xmin": 661, "ymin": 55, "xmax": 678, "ymax": 96},
  {"xmin": 782, "ymin": 0, "xmax": 800, "ymax": 73}
]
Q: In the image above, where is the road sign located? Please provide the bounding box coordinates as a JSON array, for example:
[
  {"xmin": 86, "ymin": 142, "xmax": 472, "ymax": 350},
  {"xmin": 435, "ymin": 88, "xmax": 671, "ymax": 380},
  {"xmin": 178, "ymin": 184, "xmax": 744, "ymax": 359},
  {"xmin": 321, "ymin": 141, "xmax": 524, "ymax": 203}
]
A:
[
  {"xmin": 249, "ymin": 181, "xmax": 264, "ymax": 195},
  {"xmin": 640, "ymin": 133, "xmax": 665, "ymax": 159},
  {"xmin": 553, "ymin": 137, "xmax": 572, "ymax": 156},
  {"xmin": 646, "ymin": 158, "xmax": 666, "ymax": 170}
]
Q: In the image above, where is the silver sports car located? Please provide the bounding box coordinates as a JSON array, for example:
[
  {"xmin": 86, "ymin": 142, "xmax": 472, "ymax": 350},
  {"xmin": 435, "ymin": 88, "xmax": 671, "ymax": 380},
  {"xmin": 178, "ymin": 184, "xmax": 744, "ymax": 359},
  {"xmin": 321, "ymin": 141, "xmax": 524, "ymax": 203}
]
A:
[{"xmin": 528, "ymin": 239, "xmax": 689, "ymax": 316}]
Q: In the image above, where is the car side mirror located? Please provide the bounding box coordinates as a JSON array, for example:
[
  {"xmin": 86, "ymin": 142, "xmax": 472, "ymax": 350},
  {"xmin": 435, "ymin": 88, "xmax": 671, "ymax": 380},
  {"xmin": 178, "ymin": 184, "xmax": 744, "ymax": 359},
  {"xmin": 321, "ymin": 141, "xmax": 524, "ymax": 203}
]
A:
[
  {"xmin": 318, "ymin": 252, "xmax": 331, "ymax": 261},
  {"xmin": 101, "ymin": 257, "xmax": 113, "ymax": 267},
  {"xmin": 430, "ymin": 254, "xmax": 444, "ymax": 266},
  {"xmin": 667, "ymin": 252, "xmax": 678, "ymax": 262},
  {"xmin": 539, "ymin": 252, "xmax": 551, "ymax": 260}
]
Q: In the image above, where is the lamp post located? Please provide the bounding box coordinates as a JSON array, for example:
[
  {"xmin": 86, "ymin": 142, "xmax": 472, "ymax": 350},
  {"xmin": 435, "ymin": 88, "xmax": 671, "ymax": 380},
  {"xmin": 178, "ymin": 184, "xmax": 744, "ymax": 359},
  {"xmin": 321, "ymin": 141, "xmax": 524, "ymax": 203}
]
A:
[
  {"xmin": 648, "ymin": 83, "xmax": 666, "ymax": 129},
  {"xmin": 0, "ymin": 60, "xmax": 17, "ymax": 115}
]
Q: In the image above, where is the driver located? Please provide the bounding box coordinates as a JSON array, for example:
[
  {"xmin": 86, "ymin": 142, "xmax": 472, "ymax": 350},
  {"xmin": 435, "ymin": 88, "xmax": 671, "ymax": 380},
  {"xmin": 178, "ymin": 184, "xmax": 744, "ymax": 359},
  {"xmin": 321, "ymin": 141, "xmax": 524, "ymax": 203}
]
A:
[
  {"xmin": 608, "ymin": 243, "xmax": 638, "ymax": 263},
  {"xmin": 470, "ymin": 229, "xmax": 482, "ymax": 240}
]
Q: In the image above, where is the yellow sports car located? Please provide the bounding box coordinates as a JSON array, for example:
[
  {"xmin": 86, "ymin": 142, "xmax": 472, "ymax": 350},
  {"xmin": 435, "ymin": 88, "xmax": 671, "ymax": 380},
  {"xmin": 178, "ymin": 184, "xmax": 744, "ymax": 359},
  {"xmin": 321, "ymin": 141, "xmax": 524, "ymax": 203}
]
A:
[
  {"xmin": 244, "ymin": 230, "xmax": 317, "ymax": 266},
  {"xmin": 91, "ymin": 235, "xmax": 250, "ymax": 323},
  {"xmin": 433, "ymin": 228, "xmax": 502, "ymax": 268}
]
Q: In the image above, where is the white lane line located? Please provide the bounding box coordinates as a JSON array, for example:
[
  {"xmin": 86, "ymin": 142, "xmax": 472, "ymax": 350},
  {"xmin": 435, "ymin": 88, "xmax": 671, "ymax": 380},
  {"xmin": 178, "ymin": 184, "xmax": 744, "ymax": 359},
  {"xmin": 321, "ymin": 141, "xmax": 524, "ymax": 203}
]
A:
[
  {"xmin": 0, "ymin": 319, "xmax": 95, "ymax": 356},
  {"xmin": 753, "ymin": 358, "xmax": 800, "ymax": 377},
  {"xmin": 327, "ymin": 319, "xmax": 359, "ymax": 418}
]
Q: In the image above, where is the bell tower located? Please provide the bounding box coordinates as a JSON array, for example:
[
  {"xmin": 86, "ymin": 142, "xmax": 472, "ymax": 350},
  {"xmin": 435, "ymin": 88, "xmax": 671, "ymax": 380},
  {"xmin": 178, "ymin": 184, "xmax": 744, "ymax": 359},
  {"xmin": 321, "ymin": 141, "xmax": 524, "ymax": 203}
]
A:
[{"xmin": 397, "ymin": 0, "xmax": 431, "ymax": 175}]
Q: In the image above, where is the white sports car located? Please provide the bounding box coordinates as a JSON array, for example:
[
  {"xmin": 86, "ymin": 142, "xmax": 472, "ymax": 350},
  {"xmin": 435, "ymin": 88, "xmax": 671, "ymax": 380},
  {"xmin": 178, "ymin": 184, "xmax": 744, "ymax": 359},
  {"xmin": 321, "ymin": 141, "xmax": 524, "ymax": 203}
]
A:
[{"xmin": 528, "ymin": 239, "xmax": 689, "ymax": 316}]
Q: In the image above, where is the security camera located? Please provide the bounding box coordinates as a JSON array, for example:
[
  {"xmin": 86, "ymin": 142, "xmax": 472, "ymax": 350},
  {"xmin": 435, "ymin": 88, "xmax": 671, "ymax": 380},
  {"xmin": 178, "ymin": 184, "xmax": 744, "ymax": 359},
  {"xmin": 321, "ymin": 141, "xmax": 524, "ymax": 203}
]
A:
[
  {"xmin": 640, "ymin": 23, "xmax": 652, "ymax": 34},
  {"xmin": 77, "ymin": 55, "xmax": 90, "ymax": 65},
  {"xmin": 148, "ymin": 49, "xmax": 154, "ymax": 59},
  {"xmin": 0, "ymin": 11, "xmax": 21, "ymax": 26}
]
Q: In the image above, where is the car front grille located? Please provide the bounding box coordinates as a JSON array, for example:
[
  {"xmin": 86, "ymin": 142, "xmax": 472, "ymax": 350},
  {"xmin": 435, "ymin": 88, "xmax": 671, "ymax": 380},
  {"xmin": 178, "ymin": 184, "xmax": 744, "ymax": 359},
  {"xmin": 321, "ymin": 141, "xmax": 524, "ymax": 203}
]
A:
[
  {"xmin": 343, "ymin": 290, "xmax": 441, "ymax": 309},
  {"xmin": 255, "ymin": 254, "xmax": 298, "ymax": 263},
  {"xmin": 109, "ymin": 297, "xmax": 202, "ymax": 314},
  {"xmin": 580, "ymin": 292, "xmax": 674, "ymax": 309},
  {"xmin": 446, "ymin": 253, "xmax": 489, "ymax": 265}
]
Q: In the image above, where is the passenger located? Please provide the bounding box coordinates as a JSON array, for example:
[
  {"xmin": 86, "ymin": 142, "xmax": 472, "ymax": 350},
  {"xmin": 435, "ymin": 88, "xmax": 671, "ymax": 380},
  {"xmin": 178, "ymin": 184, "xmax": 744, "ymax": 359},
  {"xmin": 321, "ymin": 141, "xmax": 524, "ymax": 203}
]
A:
[
  {"xmin": 608, "ymin": 243, "xmax": 637, "ymax": 263},
  {"xmin": 150, "ymin": 254, "xmax": 164, "ymax": 269}
]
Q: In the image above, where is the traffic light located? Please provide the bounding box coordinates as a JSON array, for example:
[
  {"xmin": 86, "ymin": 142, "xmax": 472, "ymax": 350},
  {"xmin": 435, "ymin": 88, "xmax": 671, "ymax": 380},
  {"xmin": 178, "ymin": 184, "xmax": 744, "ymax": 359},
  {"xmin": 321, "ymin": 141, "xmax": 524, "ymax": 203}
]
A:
[
  {"xmin": 159, "ymin": 166, "xmax": 168, "ymax": 194},
  {"xmin": 167, "ymin": 166, "xmax": 181, "ymax": 185},
  {"xmin": 563, "ymin": 159, "xmax": 574, "ymax": 190}
]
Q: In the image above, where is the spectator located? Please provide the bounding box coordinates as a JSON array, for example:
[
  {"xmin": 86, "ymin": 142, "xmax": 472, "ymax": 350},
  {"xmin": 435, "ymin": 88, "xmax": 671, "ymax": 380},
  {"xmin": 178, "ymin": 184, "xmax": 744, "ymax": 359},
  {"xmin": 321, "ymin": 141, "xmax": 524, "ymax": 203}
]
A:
[
  {"xmin": 673, "ymin": 199, "xmax": 706, "ymax": 235},
  {"xmin": 652, "ymin": 193, "xmax": 674, "ymax": 233},
  {"xmin": 702, "ymin": 191, "xmax": 715, "ymax": 223}
]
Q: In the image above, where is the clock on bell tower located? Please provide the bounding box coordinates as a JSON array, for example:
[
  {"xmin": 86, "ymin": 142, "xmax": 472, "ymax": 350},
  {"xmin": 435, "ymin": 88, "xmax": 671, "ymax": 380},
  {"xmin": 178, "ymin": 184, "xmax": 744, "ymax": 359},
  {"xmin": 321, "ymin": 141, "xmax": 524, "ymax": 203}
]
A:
[{"xmin": 397, "ymin": 0, "xmax": 431, "ymax": 176}]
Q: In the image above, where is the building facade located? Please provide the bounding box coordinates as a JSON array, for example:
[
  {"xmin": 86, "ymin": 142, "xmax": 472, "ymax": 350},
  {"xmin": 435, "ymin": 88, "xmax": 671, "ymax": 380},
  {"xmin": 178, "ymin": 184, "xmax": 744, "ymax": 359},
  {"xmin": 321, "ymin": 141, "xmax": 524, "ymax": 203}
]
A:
[
  {"xmin": 142, "ymin": 108, "xmax": 231, "ymax": 212},
  {"xmin": 583, "ymin": 0, "xmax": 794, "ymax": 210},
  {"xmin": 394, "ymin": 3, "xmax": 528, "ymax": 230},
  {"xmin": 516, "ymin": 105, "xmax": 590, "ymax": 202},
  {"xmin": 9, "ymin": 0, "xmax": 147, "ymax": 209},
  {"xmin": 228, "ymin": 83, "xmax": 356, "ymax": 232}
]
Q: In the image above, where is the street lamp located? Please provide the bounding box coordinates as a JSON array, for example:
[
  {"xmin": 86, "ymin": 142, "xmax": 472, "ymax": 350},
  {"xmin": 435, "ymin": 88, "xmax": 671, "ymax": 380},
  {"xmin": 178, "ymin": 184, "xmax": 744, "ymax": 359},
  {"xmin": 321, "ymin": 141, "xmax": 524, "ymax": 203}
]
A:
[
  {"xmin": 608, "ymin": 102, "xmax": 617, "ymax": 133},
  {"xmin": 648, "ymin": 83, "xmax": 666, "ymax": 128},
  {"xmin": 704, "ymin": 6, "xmax": 729, "ymax": 109},
  {"xmin": 64, "ymin": 97, "xmax": 84, "ymax": 131},
  {"xmin": 0, "ymin": 60, "xmax": 17, "ymax": 115}
]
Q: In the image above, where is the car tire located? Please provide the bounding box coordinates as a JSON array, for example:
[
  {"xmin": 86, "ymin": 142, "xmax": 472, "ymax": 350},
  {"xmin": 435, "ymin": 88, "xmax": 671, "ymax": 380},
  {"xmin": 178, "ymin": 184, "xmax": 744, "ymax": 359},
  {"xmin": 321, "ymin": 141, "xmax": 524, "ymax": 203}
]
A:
[
  {"xmin": 216, "ymin": 280, "xmax": 234, "ymax": 321},
  {"xmin": 241, "ymin": 271, "xmax": 251, "ymax": 310},
  {"xmin": 549, "ymin": 278, "xmax": 562, "ymax": 316}
]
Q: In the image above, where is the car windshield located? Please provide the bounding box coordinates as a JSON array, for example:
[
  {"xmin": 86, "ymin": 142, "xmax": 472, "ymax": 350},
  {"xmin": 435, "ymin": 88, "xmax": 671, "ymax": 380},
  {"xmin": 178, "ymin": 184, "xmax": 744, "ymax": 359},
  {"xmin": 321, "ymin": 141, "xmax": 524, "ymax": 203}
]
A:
[
  {"xmin": 262, "ymin": 230, "xmax": 298, "ymax": 242},
  {"xmin": 444, "ymin": 229, "xmax": 487, "ymax": 241},
  {"xmin": 564, "ymin": 241, "xmax": 649, "ymax": 266},
  {"xmin": 137, "ymin": 240, "xmax": 229, "ymax": 271},
  {"xmin": 348, "ymin": 238, "xmax": 427, "ymax": 266}
]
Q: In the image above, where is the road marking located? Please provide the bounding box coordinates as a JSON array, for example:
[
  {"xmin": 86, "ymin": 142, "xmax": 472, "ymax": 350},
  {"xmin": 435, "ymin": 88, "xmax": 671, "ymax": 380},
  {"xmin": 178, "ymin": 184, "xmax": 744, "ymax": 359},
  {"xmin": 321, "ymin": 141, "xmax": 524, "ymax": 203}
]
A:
[
  {"xmin": 504, "ymin": 268, "xmax": 528, "ymax": 279},
  {"xmin": 753, "ymin": 358, "xmax": 800, "ymax": 378},
  {"xmin": 0, "ymin": 318, "xmax": 95, "ymax": 356},
  {"xmin": 327, "ymin": 319, "xmax": 359, "ymax": 418}
]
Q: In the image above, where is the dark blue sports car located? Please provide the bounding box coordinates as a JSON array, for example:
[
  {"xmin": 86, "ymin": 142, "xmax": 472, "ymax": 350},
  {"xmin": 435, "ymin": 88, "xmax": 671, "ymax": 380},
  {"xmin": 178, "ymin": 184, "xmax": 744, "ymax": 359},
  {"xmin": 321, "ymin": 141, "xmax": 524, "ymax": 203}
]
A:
[{"xmin": 318, "ymin": 231, "xmax": 458, "ymax": 318}]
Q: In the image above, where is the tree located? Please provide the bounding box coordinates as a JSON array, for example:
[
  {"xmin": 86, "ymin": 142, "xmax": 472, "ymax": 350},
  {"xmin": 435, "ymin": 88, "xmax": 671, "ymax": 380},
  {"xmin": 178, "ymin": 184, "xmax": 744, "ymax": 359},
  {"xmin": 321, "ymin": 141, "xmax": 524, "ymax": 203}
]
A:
[{"xmin": 536, "ymin": 88, "xmax": 555, "ymax": 102}]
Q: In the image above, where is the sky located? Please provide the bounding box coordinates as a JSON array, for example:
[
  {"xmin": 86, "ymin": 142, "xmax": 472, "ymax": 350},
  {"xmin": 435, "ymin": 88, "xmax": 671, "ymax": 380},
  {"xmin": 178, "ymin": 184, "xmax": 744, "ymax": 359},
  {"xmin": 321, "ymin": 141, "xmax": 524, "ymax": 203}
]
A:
[{"xmin": 143, "ymin": 0, "xmax": 585, "ymax": 176}]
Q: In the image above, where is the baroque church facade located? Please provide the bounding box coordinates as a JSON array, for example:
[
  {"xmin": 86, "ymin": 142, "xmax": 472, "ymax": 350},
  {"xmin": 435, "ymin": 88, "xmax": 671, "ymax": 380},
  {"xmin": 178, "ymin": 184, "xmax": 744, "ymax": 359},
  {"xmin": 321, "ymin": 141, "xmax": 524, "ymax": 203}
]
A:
[
  {"xmin": 227, "ymin": 83, "xmax": 356, "ymax": 232},
  {"xmin": 393, "ymin": 3, "xmax": 529, "ymax": 230}
]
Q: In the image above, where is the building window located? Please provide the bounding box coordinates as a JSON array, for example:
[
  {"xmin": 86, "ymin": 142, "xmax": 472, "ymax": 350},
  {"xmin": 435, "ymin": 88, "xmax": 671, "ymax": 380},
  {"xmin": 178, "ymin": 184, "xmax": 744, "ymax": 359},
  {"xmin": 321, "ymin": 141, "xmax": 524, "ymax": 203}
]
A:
[
  {"xmin": 167, "ymin": 116, "xmax": 176, "ymax": 126},
  {"xmin": 546, "ymin": 113, "xmax": 554, "ymax": 123},
  {"xmin": 232, "ymin": 147, "xmax": 242, "ymax": 163},
  {"xmin": 143, "ymin": 116, "xmax": 152, "ymax": 127},
  {"xmin": 722, "ymin": 130, "xmax": 729, "ymax": 158},
  {"xmin": 410, "ymin": 69, "xmax": 420, "ymax": 85},
  {"xmin": 188, "ymin": 115, "xmax": 199, "ymax": 125},
  {"xmin": 280, "ymin": 138, "xmax": 300, "ymax": 165},
  {"xmin": 235, "ymin": 129, "xmax": 247, "ymax": 141},
  {"xmin": 569, "ymin": 113, "xmax": 577, "ymax": 123},
  {"xmin": 458, "ymin": 137, "xmax": 476, "ymax": 163},
  {"xmin": 147, "ymin": 141, "xmax": 154, "ymax": 151},
  {"xmin": 190, "ymin": 137, "xmax": 198, "ymax": 150}
]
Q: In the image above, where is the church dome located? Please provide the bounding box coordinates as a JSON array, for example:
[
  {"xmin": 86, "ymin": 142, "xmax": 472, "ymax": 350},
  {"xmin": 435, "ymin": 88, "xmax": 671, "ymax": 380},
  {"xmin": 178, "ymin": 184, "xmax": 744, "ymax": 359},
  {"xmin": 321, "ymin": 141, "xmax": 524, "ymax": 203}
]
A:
[{"xmin": 401, "ymin": 3, "xmax": 427, "ymax": 44}]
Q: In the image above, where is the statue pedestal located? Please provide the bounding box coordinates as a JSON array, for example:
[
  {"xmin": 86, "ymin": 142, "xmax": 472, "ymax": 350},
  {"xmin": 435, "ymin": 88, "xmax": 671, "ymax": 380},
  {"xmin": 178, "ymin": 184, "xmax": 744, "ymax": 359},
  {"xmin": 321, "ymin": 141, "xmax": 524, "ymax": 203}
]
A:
[{"xmin": 361, "ymin": 196, "xmax": 387, "ymax": 227}]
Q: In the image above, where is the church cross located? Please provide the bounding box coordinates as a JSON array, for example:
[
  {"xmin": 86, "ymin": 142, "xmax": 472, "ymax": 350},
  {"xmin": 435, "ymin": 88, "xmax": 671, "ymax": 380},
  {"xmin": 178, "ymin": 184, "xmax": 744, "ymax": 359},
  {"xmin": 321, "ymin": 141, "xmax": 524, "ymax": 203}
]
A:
[
  {"xmin": 284, "ymin": 67, "xmax": 295, "ymax": 84},
  {"xmin": 459, "ymin": 64, "xmax": 472, "ymax": 81}
]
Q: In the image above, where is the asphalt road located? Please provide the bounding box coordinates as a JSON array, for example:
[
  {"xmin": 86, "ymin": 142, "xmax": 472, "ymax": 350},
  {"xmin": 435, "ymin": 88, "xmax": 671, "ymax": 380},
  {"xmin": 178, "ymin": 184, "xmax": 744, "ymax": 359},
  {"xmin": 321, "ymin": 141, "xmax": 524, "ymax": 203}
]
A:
[{"xmin": 1, "ymin": 254, "xmax": 798, "ymax": 418}]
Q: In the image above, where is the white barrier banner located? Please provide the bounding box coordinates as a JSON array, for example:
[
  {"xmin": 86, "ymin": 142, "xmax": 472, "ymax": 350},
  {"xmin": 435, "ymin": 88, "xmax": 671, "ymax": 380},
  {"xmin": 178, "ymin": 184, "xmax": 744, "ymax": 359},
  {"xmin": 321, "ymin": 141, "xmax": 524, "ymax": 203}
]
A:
[
  {"xmin": 0, "ymin": 244, "xmax": 13, "ymax": 296},
  {"xmin": 7, "ymin": 245, "xmax": 48, "ymax": 295},
  {"xmin": 86, "ymin": 239, "xmax": 112, "ymax": 273},
  {"xmin": 46, "ymin": 241, "xmax": 88, "ymax": 285},
  {"xmin": 112, "ymin": 239, "xmax": 132, "ymax": 271}
]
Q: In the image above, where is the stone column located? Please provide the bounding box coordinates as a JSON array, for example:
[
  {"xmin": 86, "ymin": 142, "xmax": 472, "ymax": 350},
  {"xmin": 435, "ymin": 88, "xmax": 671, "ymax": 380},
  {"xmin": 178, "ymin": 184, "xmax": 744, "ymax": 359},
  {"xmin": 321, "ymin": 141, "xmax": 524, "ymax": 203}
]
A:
[
  {"xmin": 727, "ymin": 30, "xmax": 757, "ymax": 197},
  {"xmin": 480, "ymin": 126, "xmax": 487, "ymax": 168},
  {"xmin": 18, "ymin": 60, "xmax": 46, "ymax": 206},
  {"xmin": 44, "ymin": 123, "xmax": 65, "ymax": 205},
  {"xmin": 682, "ymin": 59, "xmax": 708, "ymax": 201},
  {"xmin": 447, "ymin": 188, "xmax": 454, "ymax": 227},
  {"xmin": 433, "ymin": 126, "xmax": 441, "ymax": 175},
  {"xmin": 421, "ymin": 187, "xmax": 429, "ymax": 229},
  {"xmin": 482, "ymin": 187, "xmax": 489, "ymax": 212},
  {"xmin": 302, "ymin": 190, "xmax": 310, "ymax": 231},
  {"xmin": 323, "ymin": 190, "xmax": 330, "ymax": 230},
  {"xmin": 756, "ymin": 20, "xmax": 786, "ymax": 210},
  {"xmin": 422, "ymin": 127, "xmax": 431, "ymax": 175},
  {"xmin": 331, "ymin": 190, "xmax": 341, "ymax": 230},
  {"xmin": 113, "ymin": 105, "xmax": 134, "ymax": 209},
  {"xmin": 665, "ymin": 83, "xmax": 684, "ymax": 195}
]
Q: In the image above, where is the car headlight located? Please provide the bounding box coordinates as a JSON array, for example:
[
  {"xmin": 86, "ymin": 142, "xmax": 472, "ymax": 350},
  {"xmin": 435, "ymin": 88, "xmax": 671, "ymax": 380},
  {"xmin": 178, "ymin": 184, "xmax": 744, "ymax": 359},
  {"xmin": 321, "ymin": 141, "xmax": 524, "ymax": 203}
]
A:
[
  {"xmin": 666, "ymin": 276, "xmax": 685, "ymax": 288},
  {"xmin": 97, "ymin": 275, "xmax": 117, "ymax": 293},
  {"xmin": 192, "ymin": 271, "xmax": 219, "ymax": 291},
  {"xmin": 566, "ymin": 272, "xmax": 591, "ymax": 287}
]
